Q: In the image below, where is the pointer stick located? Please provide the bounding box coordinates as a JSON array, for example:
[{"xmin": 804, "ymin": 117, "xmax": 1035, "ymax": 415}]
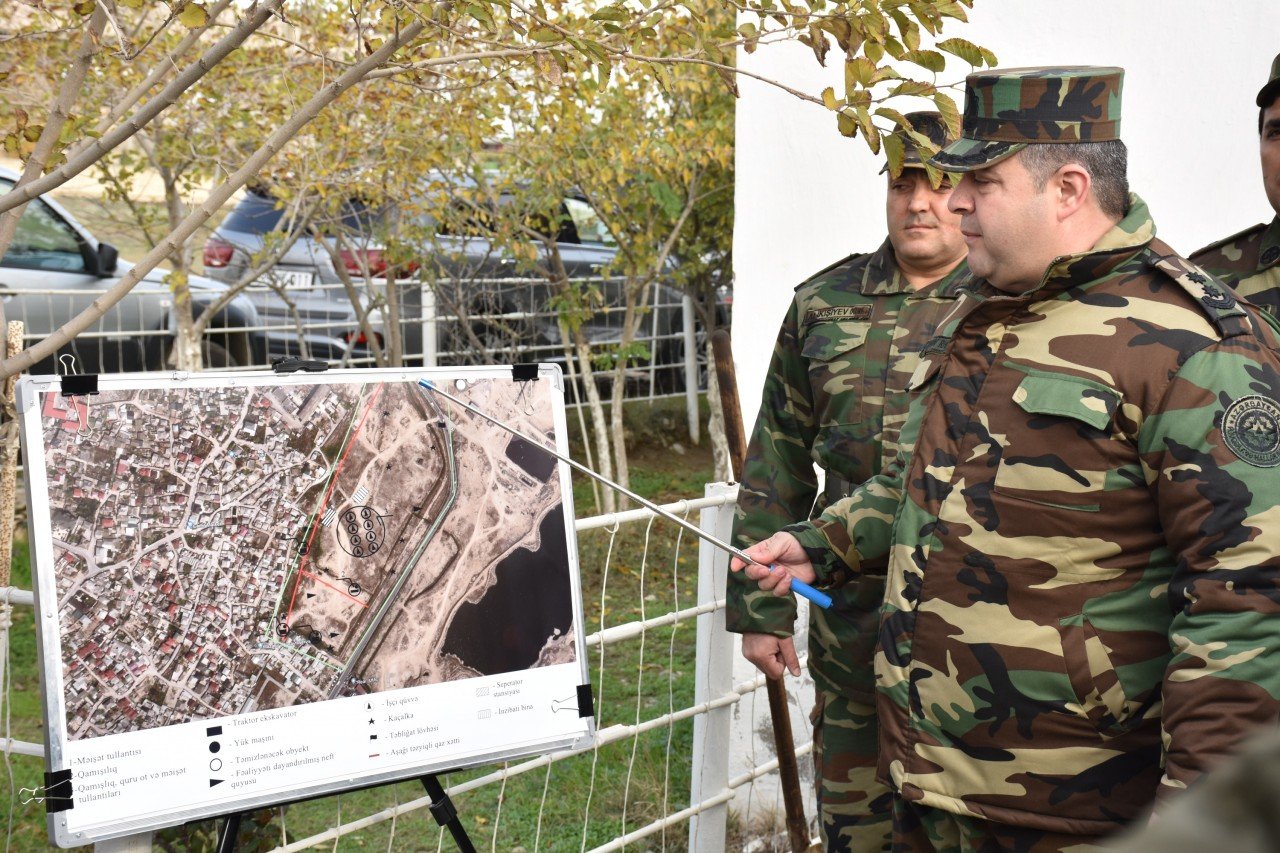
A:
[{"xmin": 418, "ymin": 379, "xmax": 833, "ymax": 610}]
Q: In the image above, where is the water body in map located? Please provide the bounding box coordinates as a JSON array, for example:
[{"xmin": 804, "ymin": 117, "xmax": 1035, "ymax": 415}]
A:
[
  {"xmin": 504, "ymin": 434, "xmax": 558, "ymax": 482},
  {"xmin": 442, "ymin": 506, "xmax": 572, "ymax": 675}
]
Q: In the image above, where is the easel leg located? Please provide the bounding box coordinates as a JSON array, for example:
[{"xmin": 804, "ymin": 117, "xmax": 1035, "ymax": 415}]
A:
[
  {"xmin": 215, "ymin": 811, "xmax": 243, "ymax": 853},
  {"xmin": 421, "ymin": 775, "xmax": 476, "ymax": 853}
]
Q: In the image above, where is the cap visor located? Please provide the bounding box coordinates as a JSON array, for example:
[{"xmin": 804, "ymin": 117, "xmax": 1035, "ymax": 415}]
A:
[
  {"xmin": 879, "ymin": 158, "xmax": 926, "ymax": 175},
  {"xmin": 1259, "ymin": 78, "xmax": 1280, "ymax": 109},
  {"xmin": 928, "ymin": 138, "xmax": 1025, "ymax": 173}
]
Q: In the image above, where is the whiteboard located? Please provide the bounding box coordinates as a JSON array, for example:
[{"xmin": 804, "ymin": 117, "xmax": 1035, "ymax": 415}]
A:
[{"xmin": 17, "ymin": 365, "xmax": 593, "ymax": 847}]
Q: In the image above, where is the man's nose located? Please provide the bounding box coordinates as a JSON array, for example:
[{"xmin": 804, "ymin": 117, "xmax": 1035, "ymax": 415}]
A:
[
  {"xmin": 908, "ymin": 185, "xmax": 933, "ymax": 211},
  {"xmin": 948, "ymin": 183, "xmax": 973, "ymax": 215}
]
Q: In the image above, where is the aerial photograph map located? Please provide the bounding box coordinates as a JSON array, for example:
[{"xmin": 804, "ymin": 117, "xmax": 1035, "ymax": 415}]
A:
[{"xmin": 38, "ymin": 375, "xmax": 576, "ymax": 741}]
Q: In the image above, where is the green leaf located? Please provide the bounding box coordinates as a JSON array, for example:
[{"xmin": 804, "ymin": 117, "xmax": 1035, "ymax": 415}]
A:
[
  {"xmin": 529, "ymin": 26, "xmax": 562, "ymax": 43},
  {"xmin": 836, "ymin": 110, "xmax": 857, "ymax": 138},
  {"xmin": 845, "ymin": 56, "xmax": 875, "ymax": 88},
  {"xmin": 864, "ymin": 40, "xmax": 883, "ymax": 64},
  {"xmin": 903, "ymin": 49, "xmax": 945, "ymax": 73},
  {"xmin": 590, "ymin": 6, "xmax": 629, "ymax": 23},
  {"xmin": 855, "ymin": 106, "xmax": 879, "ymax": 154},
  {"xmin": 937, "ymin": 37, "xmax": 985, "ymax": 67},
  {"xmin": 890, "ymin": 79, "xmax": 934, "ymax": 98},
  {"xmin": 177, "ymin": 2, "xmax": 208, "ymax": 28},
  {"xmin": 874, "ymin": 107, "xmax": 909, "ymax": 130},
  {"xmin": 882, "ymin": 131, "xmax": 905, "ymax": 177},
  {"xmin": 72, "ymin": 0, "xmax": 95, "ymax": 15},
  {"xmin": 932, "ymin": 91, "xmax": 961, "ymax": 138},
  {"xmin": 821, "ymin": 87, "xmax": 838, "ymax": 111}
]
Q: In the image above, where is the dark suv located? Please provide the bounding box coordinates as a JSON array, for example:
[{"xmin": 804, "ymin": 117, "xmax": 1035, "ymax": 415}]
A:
[{"xmin": 202, "ymin": 185, "xmax": 688, "ymax": 380}]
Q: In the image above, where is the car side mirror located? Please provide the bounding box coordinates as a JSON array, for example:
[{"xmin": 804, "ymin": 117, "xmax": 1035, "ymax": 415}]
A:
[{"xmin": 94, "ymin": 242, "xmax": 119, "ymax": 276}]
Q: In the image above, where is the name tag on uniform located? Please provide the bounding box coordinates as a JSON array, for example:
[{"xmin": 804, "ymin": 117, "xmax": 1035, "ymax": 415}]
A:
[{"xmin": 804, "ymin": 305, "xmax": 872, "ymax": 324}]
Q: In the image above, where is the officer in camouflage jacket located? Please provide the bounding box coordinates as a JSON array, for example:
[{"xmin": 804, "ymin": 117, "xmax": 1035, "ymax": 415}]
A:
[
  {"xmin": 733, "ymin": 67, "xmax": 1280, "ymax": 850},
  {"xmin": 728, "ymin": 112, "xmax": 971, "ymax": 851},
  {"xmin": 1191, "ymin": 52, "xmax": 1280, "ymax": 314}
]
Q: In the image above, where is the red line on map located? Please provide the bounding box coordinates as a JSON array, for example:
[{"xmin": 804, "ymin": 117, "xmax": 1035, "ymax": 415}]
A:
[
  {"xmin": 300, "ymin": 570, "xmax": 370, "ymax": 608},
  {"xmin": 283, "ymin": 383, "xmax": 385, "ymax": 626}
]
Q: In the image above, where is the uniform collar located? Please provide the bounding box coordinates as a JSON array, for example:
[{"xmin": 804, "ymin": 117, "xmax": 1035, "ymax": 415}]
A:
[
  {"xmin": 1030, "ymin": 193, "xmax": 1156, "ymax": 297},
  {"xmin": 862, "ymin": 238, "xmax": 970, "ymax": 299},
  {"xmin": 1260, "ymin": 216, "xmax": 1280, "ymax": 270}
]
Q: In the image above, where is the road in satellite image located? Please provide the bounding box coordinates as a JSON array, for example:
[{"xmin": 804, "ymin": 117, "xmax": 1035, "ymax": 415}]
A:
[{"xmin": 39, "ymin": 377, "xmax": 577, "ymax": 740}]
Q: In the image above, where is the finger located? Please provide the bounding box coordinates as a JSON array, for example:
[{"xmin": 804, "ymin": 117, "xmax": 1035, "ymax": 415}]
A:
[
  {"xmin": 781, "ymin": 638, "xmax": 801, "ymax": 677},
  {"xmin": 769, "ymin": 570, "xmax": 793, "ymax": 597},
  {"xmin": 759, "ymin": 654, "xmax": 783, "ymax": 680}
]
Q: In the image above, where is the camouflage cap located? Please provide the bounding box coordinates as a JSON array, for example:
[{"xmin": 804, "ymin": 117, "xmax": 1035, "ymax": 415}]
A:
[
  {"xmin": 1258, "ymin": 53, "xmax": 1280, "ymax": 109},
  {"xmin": 930, "ymin": 66, "xmax": 1124, "ymax": 173},
  {"xmin": 879, "ymin": 111, "xmax": 954, "ymax": 174}
]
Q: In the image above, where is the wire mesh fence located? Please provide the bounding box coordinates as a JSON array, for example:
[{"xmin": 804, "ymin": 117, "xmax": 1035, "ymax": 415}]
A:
[
  {"xmin": 2, "ymin": 485, "xmax": 817, "ymax": 851},
  {"xmin": 0, "ymin": 276, "xmax": 705, "ymax": 406}
]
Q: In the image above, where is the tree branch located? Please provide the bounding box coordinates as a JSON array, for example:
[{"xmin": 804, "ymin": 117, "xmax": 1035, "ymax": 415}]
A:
[
  {"xmin": 0, "ymin": 4, "xmax": 108, "ymax": 262},
  {"xmin": 0, "ymin": 16, "xmax": 428, "ymax": 378},
  {"xmin": 0, "ymin": 0, "xmax": 286, "ymax": 215}
]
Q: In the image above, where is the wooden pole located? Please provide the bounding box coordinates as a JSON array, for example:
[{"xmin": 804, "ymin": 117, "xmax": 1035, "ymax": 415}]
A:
[{"xmin": 710, "ymin": 328, "xmax": 811, "ymax": 852}]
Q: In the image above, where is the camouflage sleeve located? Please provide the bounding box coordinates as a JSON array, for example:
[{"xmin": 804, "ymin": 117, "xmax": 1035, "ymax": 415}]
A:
[
  {"xmin": 1138, "ymin": 339, "xmax": 1280, "ymax": 797},
  {"xmin": 726, "ymin": 298, "xmax": 818, "ymax": 637},
  {"xmin": 784, "ymin": 389, "xmax": 921, "ymax": 585}
]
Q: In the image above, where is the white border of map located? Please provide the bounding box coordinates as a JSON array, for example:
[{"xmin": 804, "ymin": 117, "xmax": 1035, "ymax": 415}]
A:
[{"xmin": 17, "ymin": 365, "xmax": 593, "ymax": 848}]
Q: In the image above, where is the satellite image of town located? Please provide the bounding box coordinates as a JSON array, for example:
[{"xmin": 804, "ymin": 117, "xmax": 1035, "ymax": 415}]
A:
[{"xmin": 39, "ymin": 376, "xmax": 577, "ymax": 740}]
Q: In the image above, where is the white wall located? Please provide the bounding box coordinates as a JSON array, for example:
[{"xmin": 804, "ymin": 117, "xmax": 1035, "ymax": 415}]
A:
[{"xmin": 732, "ymin": 1, "xmax": 1280, "ymax": 431}]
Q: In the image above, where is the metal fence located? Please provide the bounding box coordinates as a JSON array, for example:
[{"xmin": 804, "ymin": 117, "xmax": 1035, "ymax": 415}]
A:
[
  {"xmin": 2, "ymin": 483, "xmax": 817, "ymax": 851},
  {"xmin": 0, "ymin": 274, "xmax": 703, "ymax": 393}
]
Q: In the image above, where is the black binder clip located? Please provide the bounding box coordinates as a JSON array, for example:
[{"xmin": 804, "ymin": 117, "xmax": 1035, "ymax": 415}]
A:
[{"xmin": 271, "ymin": 356, "xmax": 329, "ymax": 374}]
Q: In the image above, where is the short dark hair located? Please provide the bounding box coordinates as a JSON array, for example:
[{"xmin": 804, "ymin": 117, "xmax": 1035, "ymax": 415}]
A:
[{"xmin": 1018, "ymin": 140, "xmax": 1130, "ymax": 220}]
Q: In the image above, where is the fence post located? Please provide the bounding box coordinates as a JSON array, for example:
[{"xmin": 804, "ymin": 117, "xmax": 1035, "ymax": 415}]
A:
[
  {"xmin": 682, "ymin": 294, "xmax": 699, "ymax": 444},
  {"xmin": 420, "ymin": 282, "xmax": 438, "ymax": 367},
  {"xmin": 689, "ymin": 480, "xmax": 737, "ymax": 851}
]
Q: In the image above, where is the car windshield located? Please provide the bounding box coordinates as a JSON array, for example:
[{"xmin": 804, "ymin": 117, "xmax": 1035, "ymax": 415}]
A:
[
  {"xmin": 565, "ymin": 197, "xmax": 616, "ymax": 246},
  {"xmin": 0, "ymin": 178, "xmax": 87, "ymax": 273},
  {"xmin": 221, "ymin": 191, "xmax": 386, "ymax": 237}
]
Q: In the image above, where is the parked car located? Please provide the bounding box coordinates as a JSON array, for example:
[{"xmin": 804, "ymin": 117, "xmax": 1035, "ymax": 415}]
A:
[
  {"xmin": 0, "ymin": 168, "xmax": 264, "ymax": 374},
  {"xmin": 202, "ymin": 180, "xmax": 689, "ymax": 383}
]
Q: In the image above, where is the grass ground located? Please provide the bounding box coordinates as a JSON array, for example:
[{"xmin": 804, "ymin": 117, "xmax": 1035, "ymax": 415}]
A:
[{"xmin": 3, "ymin": 397, "xmax": 719, "ymax": 851}]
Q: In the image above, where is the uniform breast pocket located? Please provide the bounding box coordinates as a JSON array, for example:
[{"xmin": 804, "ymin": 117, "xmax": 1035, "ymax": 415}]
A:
[
  {"xmin": 802, "ymin": 321, "xmax": 872, "ymax": 426},
  {"xmin": 993, "ymin": 370, "xmax": 1124, "ymax": 513}
]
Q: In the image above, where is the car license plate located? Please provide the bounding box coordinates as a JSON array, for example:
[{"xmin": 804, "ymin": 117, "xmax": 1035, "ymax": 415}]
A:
[{"xmin": 276, "ymin": 269, "xmax": 315, "ymax": 289}]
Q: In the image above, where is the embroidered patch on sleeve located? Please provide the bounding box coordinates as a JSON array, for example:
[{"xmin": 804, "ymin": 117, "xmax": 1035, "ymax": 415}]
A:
[
  {"xmin": 1222, "ymin": 395, "xmax": 1280, "ymax": 467},
  {"xmin": 804, "ymin": 305, "xmax": 872, "ymax": 324}
]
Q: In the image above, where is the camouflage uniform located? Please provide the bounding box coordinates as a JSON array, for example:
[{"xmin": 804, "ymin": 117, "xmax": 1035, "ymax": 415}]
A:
[
  {"xmin": 1191, "ymin": 56, "xmax": 1280, "ymax": 315},
  {"xmin": 1190, "ymin": 219, "xmax": 1280, "ymax": 315},
  {"xmin": 728, "ymin": 242, "xmax": 971, "ymax": 850},
  {"xmin": 783, "ymin": 68, "xmax": 1280, "ymax": 847}
]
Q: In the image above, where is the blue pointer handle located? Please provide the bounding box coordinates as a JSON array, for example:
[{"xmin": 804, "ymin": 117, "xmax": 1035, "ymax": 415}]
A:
[{"xmin": 772, "ymin": 565, "xmax": 833, "ymax": 610}]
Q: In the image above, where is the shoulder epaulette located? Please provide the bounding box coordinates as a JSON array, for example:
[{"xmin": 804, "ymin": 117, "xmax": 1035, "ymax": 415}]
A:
[
  {"xmin": 794, "ymin": 252, "xmax": 867, "ymax": 292},
  {"xmin": 1189, "ymin": 222, "xmax": 1268, "ymax": 260},
  {"xmin": 1147, "ymin": 250, "xmax": 1251, "ymax": 338}
]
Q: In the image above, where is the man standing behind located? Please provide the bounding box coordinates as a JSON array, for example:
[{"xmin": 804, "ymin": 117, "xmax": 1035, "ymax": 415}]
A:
[
  {"xmin": 734, "ymin": 67, "xmax": 1280, "ymax": 850},
  {"xmin": 1192, "ymin": 53, "xmax": 1280, "ymax": 313},
  {"xmin": 728, "ymin": 112, "xmax": 969, "ymax": 851}
]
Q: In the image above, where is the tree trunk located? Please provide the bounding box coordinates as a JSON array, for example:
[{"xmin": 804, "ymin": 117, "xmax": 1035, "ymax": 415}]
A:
[
  {"xmin": 704, "ymin": 334, "xmax": 732, "ymax": 482},
  {"xmin": 162, "ymin": 170, "xmax": 203, "ymax": 371},
  {"xmin": 573, "ymin": 328, "xmax": 616, "ymax": 514}
]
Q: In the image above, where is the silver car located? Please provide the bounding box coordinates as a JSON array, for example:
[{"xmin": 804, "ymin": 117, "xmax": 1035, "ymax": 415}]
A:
[{"xmin": 0, "ymin": 167, "xmax": 264, "ymax": 373}]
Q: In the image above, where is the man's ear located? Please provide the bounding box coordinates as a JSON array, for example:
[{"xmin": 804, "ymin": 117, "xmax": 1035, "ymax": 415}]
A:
[{"xmin": 1055, "ymin": 163, "xmax": 1092, "ymax": 221}]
